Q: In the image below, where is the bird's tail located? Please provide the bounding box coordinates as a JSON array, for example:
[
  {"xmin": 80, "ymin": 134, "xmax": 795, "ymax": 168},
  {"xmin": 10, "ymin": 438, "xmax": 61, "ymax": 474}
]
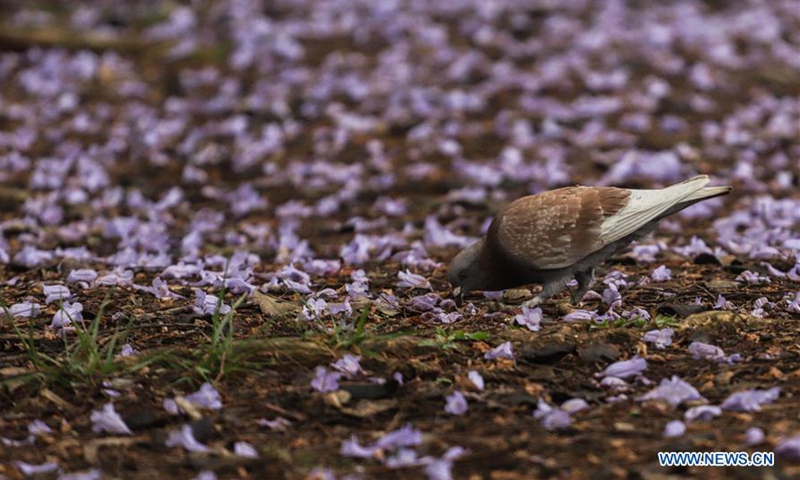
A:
[
  {"xmin": 662, "ymin": 175, "xmax": 732, "ymax": 215},
  {"xmin": 681, "ymin": 185, "xmax": 732, "ymax": 203}
]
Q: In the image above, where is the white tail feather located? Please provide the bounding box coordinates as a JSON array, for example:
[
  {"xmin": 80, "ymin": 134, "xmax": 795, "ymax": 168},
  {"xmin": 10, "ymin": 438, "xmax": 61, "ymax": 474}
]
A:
[
  {"xmin": 599, "ymin": 175, "xmax": 726, "ymax": 245},
  {"xmin": 682, "ymin": 185, "xmax": 732, "ymax": 203}
]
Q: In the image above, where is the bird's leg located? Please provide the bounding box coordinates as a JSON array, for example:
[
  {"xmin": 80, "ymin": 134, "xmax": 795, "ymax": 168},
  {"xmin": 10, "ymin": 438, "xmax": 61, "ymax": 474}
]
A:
[
  {"xmin": 521, "ymin": 277, "xmax": 570, "ymax": 308},
  {"xmin": 571, "ymin": 269, "xmax": 595, "ymax": 306}
]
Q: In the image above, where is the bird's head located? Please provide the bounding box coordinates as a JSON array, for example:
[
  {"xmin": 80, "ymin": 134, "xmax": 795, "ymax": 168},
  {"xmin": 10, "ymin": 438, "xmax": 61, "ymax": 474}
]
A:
[{"xmin": 447, "ymin": 239, "xmax": 486, "ymax": 306}]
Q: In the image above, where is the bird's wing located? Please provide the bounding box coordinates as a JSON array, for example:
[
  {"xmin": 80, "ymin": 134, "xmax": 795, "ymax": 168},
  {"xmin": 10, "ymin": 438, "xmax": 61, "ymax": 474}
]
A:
[
  {"xmin": 597, "ymin": 175, "xmax": 712, "ymax": 245},
  {"xmin": 489, "ymin": 186, "xmax": 630, "ymax": 270},
  {"xmin": 491, "ymin": 176, "xmax": 716, "ymax": 271}
]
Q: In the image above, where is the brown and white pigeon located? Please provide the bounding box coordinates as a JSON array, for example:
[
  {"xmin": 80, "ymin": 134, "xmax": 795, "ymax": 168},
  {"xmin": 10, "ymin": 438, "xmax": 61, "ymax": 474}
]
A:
[{"xmin": 448, "ymin": 175, "xmax": 731, "ymax": 307}]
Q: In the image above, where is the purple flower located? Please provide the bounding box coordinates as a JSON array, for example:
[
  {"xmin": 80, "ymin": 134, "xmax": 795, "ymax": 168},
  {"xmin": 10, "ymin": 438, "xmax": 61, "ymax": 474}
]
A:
[
  {"xmin": 467, "ymin": 371, "xmax": 484, "ymax": 391},
  {"xmin": 788, "ymin": 292, "xmax": 800, "ymax": 314},
  {"xmin": 190, "ymin": 471, "xmax": 218, "ymax": 480},
  {"xmin": 630, "ymin": 244, "xmax": 662, "ymax": 263},
  {"xmin": 776, "ymin": 435, "xmax": 800, "ymax": 459},
  {"xmin": 374, "ymin": 197, "xmax": 407, "ymax": 216},
  {"xmin": 397, "ymin": 270, "xmax": 432, "ymax": 289},
  {"xmin": 533, "ymin": 399, "xmax": 572, "ymax": 431},
  {"xmin": 444, "ymin": 391, "xmax": 468, "ymax": 416},
  {"xmin": 50, "ymin": 302, "xmax": 83, "ymax": 330},
  {"xmin": 28, "ymin": 419, "xmax": 52, "ymax": 436},
  {"xmin": 13, "ymin": 461, "xmax": 59, "ymax": 476},
  {"xmin": 483, "ymin": 291, "xmax": 504, "ymax": 300},
  {"xmin": 331, "ymin": 354, "xmax": 363, "ymax": 379},
  {"xmin": 424, "ymin": 460, "xmax": 454, "ymax": 480},
  {"xmin": 637, "ymin": 376, "xmax": 705, "ymax": 408},
  {"xmin": 563, "ymin": 310, "xmax": 594, "ymax": 322},
  {"xmin": 601, "ymin": 284, "xmax": 622, "ymax": 308},
  {"xmin": 751, "ymin": 296, "xmax": 772, "ymax": 317},
  {"xmin": 385, "ymin": 448, "xmax": 420, "ymax": 468},
  {"xmin": 192, "ymin": 289, "xmax": 231, "ymax": 316},
  {"xmin": 162, "ymin": 263, "xmax": 202, "ymax": 279},
  {"xmin": 650, "ymin": 265, "xmax": 672, "ymax": 282},
  {"xmin": 91, "ymin": 403, "xmax": 132, "ymax": 435},
  {"xmin": 165, "ymin": 425, "xmax": 209, "ymax": 452},
  {"xmin": 713, "ymin": 294, "xmax": 735, "ymax": 310},
  {"xmin": 302, "ymin": 259, "xmax": 341, "ymax": 276},
  {"xmin": 95, "ymin": 268, "xmax": 134, "ymax": 286},
  {"xmin": 599, "ymin": 357, "xmax": 647, "ymax": 379},
  {"xmin": 684, "ymin": 405, "xmax": 722, "ymax": 422},
  {"xmin": 118, "ymin": 344, "xmax": 137, "ymax": 357},
  {"xmin": 299, "ymin": 298, "xmax": 327, "ymax": 321},
  {"xmin": 736, "ymin": 270, "xmax": 770, "ymax": 284},
  {"xmin": 14, "ymin": 246, "xmax": 54, "ymax": 267},
  {"xmin": 600, "ymin": 376, "xmax": 629, "ymax": 391},
  {"xmin": 674, "ymin": 236, "xmax": 713, "ymax": 258},
  {"xmin": 484, "ymin": 342, "xmax": 514, "ymax": 361},
  {"xmin": 234, "ymin": 441, "xmax": 259, "ymax": 458},
  {"xmin": 423, "ymin": 216, "xmax": 473, "ymax": 248},
  {"xmin": 689, "ymin": 341, "xmax": 726, "ymax": 361},
  {"xmin": 606, "ymin": 394, "xmax": 629, "ymax": 403},
  {"xmin": 308, "ymin": 468, "xmax": 335, "ymax": 480},
  {"xmin": 688, "ymin": 341, "xmax": 739, "ymax": 363},
  {"xmin": 431, "ymin": 311, "xmax": 462, "ymax": 324},
  {"xmin": 7, "ymin": 301, "xmax": 41, "ymax": 319},
  {"xmin": 311, "ymin": 366, "xmax": 341, "ymax": 392},
  {"xmin": 43, "ymin": 284, "xmax": 71, "ymax": 304},
  {"xmin": 407, "ymin": 293, "xmax": 441, "ymax": 311},
  {"xmin": 663, "ymin": 420, "xmax": 686, "ymax": 438},
  {"xmin": 1, "ymin": 434, "xmax": 34, "ymax": 447},
  {"xmin": 376, "ymin": 424, "xmax": 423, "ymax": 449},
  {"xmin": 328, "ymin": 299, "xmax": 353, "ymax": 317},
  {"xmin": 642, "ymin": 328, "xmax": 673, "ymax": 349},
  {"xmin": 184, "ymin": 382, "xmax": 223, "ymax": 410},
  {"xmin": 67, "ymin": 269, "xmax": 98, "ymax": 284},
  {"xmin": 258, "ymin": 417, "xmax": 292, "ymax": 431},
  {"xmin": 58, "ymin": 469, "xmax": 103, "ymax": 480},
  {"xmin": 721, "ymin": 387, "xmax": 780, "ymax": 412},
  {"xmin": 340, "ymin": 235, "xmax": 375, "ymax": 265},
  {"xmin": 744, "ymin": 427, "xmax": 765, "ymax": 446},
  {"xmin": 228, "ymin": 183, "xmax": 267, "ymax": 217},
  {"xmin": 513, "ymin": 307, "xmax": 543, "ymax": 331},
  {"xmin": 561, "ymin": 399, "xmax": 590, "ymax": 413}
]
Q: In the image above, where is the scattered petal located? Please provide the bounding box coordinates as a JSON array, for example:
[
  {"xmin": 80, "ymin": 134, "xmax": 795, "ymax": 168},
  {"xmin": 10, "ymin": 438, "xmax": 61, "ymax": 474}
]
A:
[
  {"xmin": 467, "ymin": 371, "xmax": 484, "ymax": 391},
  {"xmin": 444, "ymin": 391, "xmax": 468, "ymax": 416},
  {"xmin": 513, "ymin": 307, "xmax": 543, "ymax": 331},
  {"xmin": 637, "ymin": 376, "xmax": 705, "ymax": 408},
  {"xmin": 650, "ymin": 265, "xmax": 672, "ymax": 282},
  {"xmin": 311, "ymin": 366, "xmax": 342, "ymax": 393},
  {"xmin": 663, "ymin": 420, "xmax": 686, "ymax": 438},
  {"xmin": 91, "ymin": 403, "xmax": 132, "ymax": 435},
  {"xmin": 14, "ymin": 461, "xmax": 59, "ymax": 476},
  {"xmin": 484, "ymin": 342, "xmax": 514, "ymax": 361},
  {"xmin": 600, "ymin": 357, "xmax": 647, "ymax": 379},
  {"xmin": 684, "ymin": 405, "xmax": 722, "ymax": 422},
  {"xmin": 165, "ymin": 425, "xmax": 209, "ymax": 452},
  {"xmin": 721, "ymin": 387, "xmax": 780, "ymax": 412},
  {"xmin": 234, "ymin": 441, "xmax": 259, "ymax": 458},
  {"xmin": 642, "ymin": 328, "xmax": 674, "ymax": 349},
  {"xmin": 744, "ymin": 427, "xmax": 765, "ymax": 446}
]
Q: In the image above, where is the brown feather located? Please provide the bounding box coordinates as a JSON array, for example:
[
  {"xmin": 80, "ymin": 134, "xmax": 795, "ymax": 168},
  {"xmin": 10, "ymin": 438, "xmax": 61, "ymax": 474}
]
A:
[{"xmin": 488, "ymin": 187, "xmax": 630, "ymax": 271}]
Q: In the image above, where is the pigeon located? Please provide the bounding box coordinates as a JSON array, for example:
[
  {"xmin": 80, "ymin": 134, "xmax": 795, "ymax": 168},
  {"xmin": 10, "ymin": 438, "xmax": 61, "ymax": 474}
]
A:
[{"xmin": 448, "ymin": 175, "xmax": 731, "ymax": 307}]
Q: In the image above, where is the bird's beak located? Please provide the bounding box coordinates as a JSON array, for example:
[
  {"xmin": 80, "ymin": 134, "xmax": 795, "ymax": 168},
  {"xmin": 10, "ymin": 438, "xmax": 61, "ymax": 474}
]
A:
[{"xmin": 453, "ymin": 286, "xmax": 463, "ymax": 307}]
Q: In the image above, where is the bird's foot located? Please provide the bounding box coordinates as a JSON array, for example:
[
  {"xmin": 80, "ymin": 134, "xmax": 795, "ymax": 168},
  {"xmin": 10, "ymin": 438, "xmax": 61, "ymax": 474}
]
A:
[
  {"xmin": 570, "ymin": 291, "xmax": 586, "ymax": 306},
  {"xmin": 520, "ymin": 296, "xmax": 543, "ymax": 309}
]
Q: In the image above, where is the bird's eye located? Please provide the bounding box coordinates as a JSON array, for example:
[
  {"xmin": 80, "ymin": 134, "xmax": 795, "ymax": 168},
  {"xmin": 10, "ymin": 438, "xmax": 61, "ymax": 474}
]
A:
[{"xmin": 458, "ymin": 272, "xmax": 467, "ymax": 281}]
